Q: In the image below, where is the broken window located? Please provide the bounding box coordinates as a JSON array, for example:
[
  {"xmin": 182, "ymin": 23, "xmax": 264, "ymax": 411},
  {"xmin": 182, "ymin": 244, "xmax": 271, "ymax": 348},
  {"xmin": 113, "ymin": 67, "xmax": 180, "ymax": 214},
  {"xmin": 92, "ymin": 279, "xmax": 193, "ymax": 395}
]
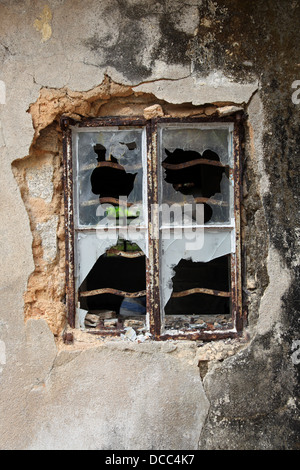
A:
[
  {"xmin": 158, "ymin": 123, "xmax": 239, "ymax": 336},
  {"xmin": 62, "ymin": 115, "xmax": 243, "ymax": 340}
]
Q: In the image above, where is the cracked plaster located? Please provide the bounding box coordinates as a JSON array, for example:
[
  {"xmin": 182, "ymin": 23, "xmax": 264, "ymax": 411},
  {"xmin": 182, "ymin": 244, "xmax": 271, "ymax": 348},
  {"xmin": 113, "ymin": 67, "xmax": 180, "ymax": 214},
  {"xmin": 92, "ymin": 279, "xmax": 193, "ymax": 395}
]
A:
[
  {"xmin": 6, "ymin": 75, "xmax": 256, "ymax": 449},
  {"xmin": 0, "ymin": 0, "xmax": 298, "ymax": 451}
]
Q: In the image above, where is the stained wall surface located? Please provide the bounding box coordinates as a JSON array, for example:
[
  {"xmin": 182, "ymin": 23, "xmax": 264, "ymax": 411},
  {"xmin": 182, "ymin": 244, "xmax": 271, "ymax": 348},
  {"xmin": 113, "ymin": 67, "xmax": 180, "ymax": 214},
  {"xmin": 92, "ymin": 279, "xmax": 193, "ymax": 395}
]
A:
[{"xmin": 0, "ymin": 0, "xmax": 299, "ymax": 450}]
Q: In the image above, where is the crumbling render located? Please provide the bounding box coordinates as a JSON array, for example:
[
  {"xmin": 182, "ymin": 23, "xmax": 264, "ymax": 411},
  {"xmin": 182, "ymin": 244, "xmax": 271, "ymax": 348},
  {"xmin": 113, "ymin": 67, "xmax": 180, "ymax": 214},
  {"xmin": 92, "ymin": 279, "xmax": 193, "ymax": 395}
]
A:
[
  {"xmin": 12, "ymin": 126, "xmax": 66, "ymax": 335},
  {"xmin": 11, "ymin": 75, "xmax": 265, "ymax": 343}
]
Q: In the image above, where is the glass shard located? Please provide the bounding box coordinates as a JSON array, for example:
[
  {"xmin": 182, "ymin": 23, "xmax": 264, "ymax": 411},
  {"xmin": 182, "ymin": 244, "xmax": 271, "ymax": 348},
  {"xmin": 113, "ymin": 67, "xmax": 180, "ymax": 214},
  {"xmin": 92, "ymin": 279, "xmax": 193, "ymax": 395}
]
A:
[
  {"xmin": 160, "ymin": 229, "xmax": 233, "ymax": 329},
  {"xmin": 77, "ymin": 234, "xmax": 146, "ymax": 330},
  {"xmin": 159, "ymin": 126, "xmax": 233, "ymax": 226},
  {"xmin": 74, "ymin": 129, "xmax": 145, "ymax": 227}
]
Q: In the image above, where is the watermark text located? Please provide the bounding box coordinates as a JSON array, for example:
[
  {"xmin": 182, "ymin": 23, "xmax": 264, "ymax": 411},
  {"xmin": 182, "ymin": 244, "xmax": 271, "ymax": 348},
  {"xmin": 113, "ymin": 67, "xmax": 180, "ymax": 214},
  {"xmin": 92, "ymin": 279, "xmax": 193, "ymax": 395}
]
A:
[
  {"xmin": 292, "ymin": 80, "xmax": 300, "ymax": 104},
  {"xmin": 291, "ymin": 340, "xmax": 300, "ymax": 365},
  {"xmin": 95, "ymin": 198, "xmax": 205, "ymax": 251},
  {"xmin": 0, "ymin": 81, "xmax": 6, "ymax": 105}
]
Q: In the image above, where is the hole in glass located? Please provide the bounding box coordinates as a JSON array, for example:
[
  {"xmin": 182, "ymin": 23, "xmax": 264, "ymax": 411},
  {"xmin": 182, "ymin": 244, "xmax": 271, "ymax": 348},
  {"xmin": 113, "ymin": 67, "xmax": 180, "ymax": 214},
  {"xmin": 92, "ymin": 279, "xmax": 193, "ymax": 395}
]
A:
[
  {"xmin": 79, "ymin": 239, "xmax": 146, "ymax": 330},
  {"xmin": 91, "ymin": 144, "xmax": 137, "ymax": 199},
  {"xmin": 162, "ymin": 148, "xmax": 227, "ymax": 223},
  {"xmin": 164, "ymin": 255, "xmax": 232, "ymax": 331}
]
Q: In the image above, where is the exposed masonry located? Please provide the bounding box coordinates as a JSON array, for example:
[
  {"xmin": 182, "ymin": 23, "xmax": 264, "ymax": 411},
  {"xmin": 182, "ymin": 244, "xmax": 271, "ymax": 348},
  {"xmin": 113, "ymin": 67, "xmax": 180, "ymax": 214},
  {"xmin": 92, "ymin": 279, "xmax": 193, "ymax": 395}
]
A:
[
  {"xmin": 12, "ymin": 125, "xmax": 65, "ymax": 336},
  {"xmin": 11, "ymin": 76, "xmax": 268, "ymax": 364}
]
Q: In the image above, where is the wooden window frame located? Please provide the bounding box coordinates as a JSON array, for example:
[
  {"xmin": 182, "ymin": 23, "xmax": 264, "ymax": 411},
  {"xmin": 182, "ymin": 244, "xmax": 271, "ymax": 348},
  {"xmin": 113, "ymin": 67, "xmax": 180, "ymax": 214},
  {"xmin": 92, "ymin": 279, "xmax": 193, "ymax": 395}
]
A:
[{"xmin": 61, "ymin": 113, "xmax": 245, "ymax": 341}]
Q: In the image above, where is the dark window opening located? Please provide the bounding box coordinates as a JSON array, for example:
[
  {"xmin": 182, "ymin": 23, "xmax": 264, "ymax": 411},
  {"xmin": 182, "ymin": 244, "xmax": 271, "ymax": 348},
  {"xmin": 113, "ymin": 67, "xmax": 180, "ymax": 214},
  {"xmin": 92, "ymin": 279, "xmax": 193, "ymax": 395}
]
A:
[
  {"xmin": 79, "ymin": 239, "xmax": 146, "ymax": 330},
  {"xmin": 91, "ymin": 144, "xmax": 137, "ymax": 200},
  {"xmin": 162, "ymin": 148, "xmax": 229, "ymax": 223},
  {"xmin": 164, "ymin": 255, "xmax": 232, "ymax": 330}
]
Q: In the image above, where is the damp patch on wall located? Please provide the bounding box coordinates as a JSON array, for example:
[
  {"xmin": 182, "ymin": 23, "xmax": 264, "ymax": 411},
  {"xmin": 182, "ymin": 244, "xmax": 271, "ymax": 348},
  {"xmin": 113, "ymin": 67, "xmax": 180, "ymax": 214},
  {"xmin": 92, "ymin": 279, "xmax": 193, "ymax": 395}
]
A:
[{"xmin": 34, "ymin": 5, "xmax": 53, "ymax": 43}]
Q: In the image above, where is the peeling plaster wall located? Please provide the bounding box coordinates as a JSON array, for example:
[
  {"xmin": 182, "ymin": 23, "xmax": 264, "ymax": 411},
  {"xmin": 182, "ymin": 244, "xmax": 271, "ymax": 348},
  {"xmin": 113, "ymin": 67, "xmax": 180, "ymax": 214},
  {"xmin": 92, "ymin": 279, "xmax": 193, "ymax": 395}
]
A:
[{"xmin": 0, "ymin": 0, "xmax": 299, "ymax": 450}]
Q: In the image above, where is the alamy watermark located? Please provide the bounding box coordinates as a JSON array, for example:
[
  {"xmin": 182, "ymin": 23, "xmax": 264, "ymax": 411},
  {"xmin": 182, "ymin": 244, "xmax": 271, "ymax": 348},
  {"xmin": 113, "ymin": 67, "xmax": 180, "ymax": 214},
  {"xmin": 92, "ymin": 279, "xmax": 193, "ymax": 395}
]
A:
[
  {"xmin": 291, "ymin": 340, "xmax": 300, "ymax": 366},
  {"xmin": 0, "ymin": 340, "xmax": 6, "ymax": 367},
  {"xmin": 95, "ymin": 197, "xmax": 205, "ymax": 251},
  {"xmin": 291, "ymin": 80, "xmax": 300, "ymax": 104},
  {"xmin": 0, "ymin": 81, "xmax": 6, "ymax": 105}
]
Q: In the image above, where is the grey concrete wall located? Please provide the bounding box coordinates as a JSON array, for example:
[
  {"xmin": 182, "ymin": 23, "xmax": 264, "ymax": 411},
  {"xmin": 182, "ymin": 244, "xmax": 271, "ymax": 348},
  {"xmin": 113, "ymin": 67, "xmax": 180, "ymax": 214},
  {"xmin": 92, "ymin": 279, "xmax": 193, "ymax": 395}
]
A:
[{"xmin": 0, "ymin": 0, "xmax": 299, "ymax": 449}]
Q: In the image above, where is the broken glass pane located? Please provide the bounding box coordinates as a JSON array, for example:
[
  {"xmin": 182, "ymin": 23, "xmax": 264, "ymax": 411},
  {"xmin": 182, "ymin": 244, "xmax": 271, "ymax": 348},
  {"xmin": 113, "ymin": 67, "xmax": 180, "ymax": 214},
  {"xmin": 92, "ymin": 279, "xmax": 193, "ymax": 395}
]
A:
[
  {"xmin": 164, "ymin": 256, "xmax": 230, "ymax": 316},
  {"xmin": 76, "ymin": 232, "xmax": 146, "ymax": 331},
  {"xmin": 161, "ymin": 126, "xmax": 232, "ymax": 166},
  {"xmin": 73, "ymin": 128, "xmax": 145, "ymax": 227},
  {"xmin": 205, "ymin": 173, "xmax": 232, "ymax": 225},
  {"xmin": 159, "ymin": 125, "xmax": 233, "ymax": 226},
  {"xmin": 160, "ymin": 229, "xmax": 233, "ymax": 331}
]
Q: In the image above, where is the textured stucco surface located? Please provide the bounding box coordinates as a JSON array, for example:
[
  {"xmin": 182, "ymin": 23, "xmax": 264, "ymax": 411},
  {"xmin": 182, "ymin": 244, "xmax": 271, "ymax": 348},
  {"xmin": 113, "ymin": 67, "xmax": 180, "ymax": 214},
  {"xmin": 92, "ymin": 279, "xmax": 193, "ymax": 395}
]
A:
[
  {"xmin": 26, "ymin": 331, "xmax": 210, "ymax": 450},
  {"xmin": 0, "ymin": 0, "xmax": 299, "ymax": 450}
]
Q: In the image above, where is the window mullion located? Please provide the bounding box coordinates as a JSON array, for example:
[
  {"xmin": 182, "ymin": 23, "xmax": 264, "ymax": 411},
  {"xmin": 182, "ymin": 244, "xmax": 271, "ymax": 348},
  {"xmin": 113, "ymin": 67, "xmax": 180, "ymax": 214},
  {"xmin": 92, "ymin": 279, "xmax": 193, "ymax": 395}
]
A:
[
  {"xmin": 146, "ymin": 120, "xmax": 161, "ymax": 337},
  {"xmin": 62, "ymin": 118, "xmax": 76, "ymax": 328},
  {"xmin": 232, "ymin": 119, "xmax": 243, "ymax": 332}
]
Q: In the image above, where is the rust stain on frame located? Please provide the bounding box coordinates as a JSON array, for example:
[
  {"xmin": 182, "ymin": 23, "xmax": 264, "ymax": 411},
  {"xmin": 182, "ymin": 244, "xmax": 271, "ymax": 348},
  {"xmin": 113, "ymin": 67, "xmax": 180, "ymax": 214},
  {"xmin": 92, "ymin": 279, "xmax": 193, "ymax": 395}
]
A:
[
  {"xmin": 62, "ymin": 117, "xmax": 76, "ymax": 329},
  {"xmin": 146, "ymin": 120, "xmax": 162, "ymax": 338},
  {"xmin": 61, "ymin": 113, "xmax": 245, "ymax": 340}
]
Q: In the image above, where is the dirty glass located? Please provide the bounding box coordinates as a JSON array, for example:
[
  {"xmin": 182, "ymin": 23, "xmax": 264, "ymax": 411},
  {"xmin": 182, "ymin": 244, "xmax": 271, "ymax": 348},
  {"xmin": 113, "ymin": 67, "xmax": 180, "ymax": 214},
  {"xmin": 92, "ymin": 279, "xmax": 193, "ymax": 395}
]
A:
[
  {"xmin": 159, "ymin": 125, "xmax": 233, "ymax": 226},
  {"xmin": 66, "ymin": 120, "xmax": 239, "ymax": 338},
  {"xmin": 73, "ymin": 128, "xmax": 145, "ymax": 227},
  {"xmin": 73, "ymin": 127, "xmax": 148, "ymax": 335},
  {"xmin": 158, "ymin": 124, "xmax": 234, "ymax": 333},
  {"xmin": 160, "ymin": 230, "xmax": 233, "ymax": 332},
  {"xmin": 76, "ymin": 231, "xmax": 147, "ymax": 332}
]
